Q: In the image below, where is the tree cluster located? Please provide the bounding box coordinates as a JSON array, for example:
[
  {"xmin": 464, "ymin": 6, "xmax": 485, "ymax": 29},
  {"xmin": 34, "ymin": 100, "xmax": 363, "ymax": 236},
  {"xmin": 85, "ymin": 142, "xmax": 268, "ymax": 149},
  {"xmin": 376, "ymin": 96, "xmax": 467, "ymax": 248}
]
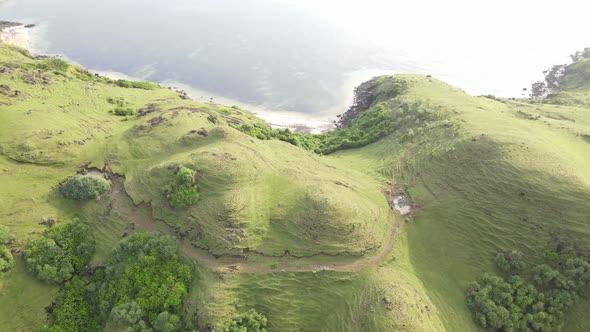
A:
[
  {"xmin": 167, "ymin": 167, "xmax": 200, "ymax": 209},
  {"xmin": 59, "ymin": 175, "xmax": 110, "ymax": 200},
  {"xmin": 48, "ymin": 232, "xmax": 193, "ymax": 332},
  {"xmin": 24, "ymin": 220, "xmax": 95, "ymax": 284},
  {"xmin": 466, "ymin": 250, "xmax": 590, "ymax": 331},
  {"xmin": 530, "ymin": 47, "xmax": 590, "ymax": 99}
]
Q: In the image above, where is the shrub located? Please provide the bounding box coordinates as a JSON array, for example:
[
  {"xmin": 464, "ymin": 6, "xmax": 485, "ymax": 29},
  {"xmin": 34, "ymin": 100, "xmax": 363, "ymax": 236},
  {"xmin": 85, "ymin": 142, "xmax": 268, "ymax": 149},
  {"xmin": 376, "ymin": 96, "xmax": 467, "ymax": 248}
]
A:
[
  {"xmin": 106, "ymin": 96, "xmax": 129, "ymax": 107},
  {"xmin": 167, "ymin": 167, "xmax": 200, "ymax": 209},
  {"xmin": 0, "ymin": 225, "xmax": 15, "ymax": 244},
  {"xmin": 59, "ymin": 175, "xmax": 110, "ymax": 200},
  {"xmin": 111, "ymin": 106, "xmax": 135, "ymax": 116},
  {"xmin": 115, "ymin": 79, "xmax": 159, "ymax": 90},
  {"xmin": 494, "ymin": 250, "xmax": 526, "ymax": 273},
  {"xmin": 0, "ymin": 245, "xmax": 15, "ymax": 272},
  {"xmin": 226, "ymin": 309, "xmax": 268, "ymax": 332},
  {"xmin": 0, "ymin": 226, "xmax": 15, "ymax": 272},
  {"xmin": 35, "ymin": 58, "xmax": 70, "ymax": 72},
  {"xmin": 24, "ymin": 220, "xmax": 95, "ymax": 283}
]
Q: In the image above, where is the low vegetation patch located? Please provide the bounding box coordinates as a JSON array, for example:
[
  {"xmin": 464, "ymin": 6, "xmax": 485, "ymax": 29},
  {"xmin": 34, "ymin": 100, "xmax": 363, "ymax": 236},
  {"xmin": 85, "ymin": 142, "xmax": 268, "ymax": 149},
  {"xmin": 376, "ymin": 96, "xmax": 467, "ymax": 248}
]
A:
[
  {"xmin": 24, "ymin": 220, "xmax": 95, "ymax": 284},
  {"xmin": 48, "ymin": 233, "xmax": 193, "ymax": 331},
  {"xmin": 59, "ymin": 175, "xmax": 110, "ymax": 200},
  {"xmin": 225, "ymin": 309, "xmax": 268, "ymax": 332},
  {"xmin": 34, "ymin": 58, "xmax": 70, "ymax": 73},
  {"xmin": 115, "ymin": 79, "xmax": 159, "ymax": 90},
  {"xmin": 106, "ymin": 96, "xmax": 129, "ymax": 106},
  {"xmin": 235, "ymin": 99, "xmax": 442, "ymax": 154},
  {"xmin": 110, "ymin": 106, "xmax": 135, "ymax": 116},
  {"xmin": 0, "ymin": 225, "xmax": 15, "ymax": 272},
  {"xmin": 166, "ymin": 167, "xmax": 200, "ymax": 209}
]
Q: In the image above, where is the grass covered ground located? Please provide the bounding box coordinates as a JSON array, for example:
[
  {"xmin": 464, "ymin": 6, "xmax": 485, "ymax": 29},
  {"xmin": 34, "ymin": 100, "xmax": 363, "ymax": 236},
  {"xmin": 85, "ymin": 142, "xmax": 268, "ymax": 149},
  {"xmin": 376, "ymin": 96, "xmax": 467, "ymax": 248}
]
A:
[
  {"xmin": 333, "ymin": 73, "xmax": 590, "ymax": 331},
  {"xmin": 1, "ymin": 41, "xmax": 590, "ymax": 331}
]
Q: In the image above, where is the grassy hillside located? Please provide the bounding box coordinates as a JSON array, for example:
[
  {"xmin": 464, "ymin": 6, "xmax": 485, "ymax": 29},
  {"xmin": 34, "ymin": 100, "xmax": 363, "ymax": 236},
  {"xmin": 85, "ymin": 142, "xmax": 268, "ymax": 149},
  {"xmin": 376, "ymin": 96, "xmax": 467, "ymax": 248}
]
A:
[
  {"xmin": 1, "ymin": 40, "xmax": 590, "ymax": 331},
  {"xmin": 334, "ymin": 73, "xmax": 590, "ymax": 331},
  {"xmin": 0, "ymin": 43, "xmax": 442, "ymax": 331}
]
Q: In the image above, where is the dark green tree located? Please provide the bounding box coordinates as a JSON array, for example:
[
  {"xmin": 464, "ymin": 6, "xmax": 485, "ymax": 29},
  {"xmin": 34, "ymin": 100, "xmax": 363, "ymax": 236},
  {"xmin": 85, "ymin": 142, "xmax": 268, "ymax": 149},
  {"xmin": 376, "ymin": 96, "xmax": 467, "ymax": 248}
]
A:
[
  {"xmin": 59, "ymin": 175, "xmax": 110, "ymax": 200},
  {"xmin": 24, "ymin": 220, "xmax": 95, "ymax": 283}
]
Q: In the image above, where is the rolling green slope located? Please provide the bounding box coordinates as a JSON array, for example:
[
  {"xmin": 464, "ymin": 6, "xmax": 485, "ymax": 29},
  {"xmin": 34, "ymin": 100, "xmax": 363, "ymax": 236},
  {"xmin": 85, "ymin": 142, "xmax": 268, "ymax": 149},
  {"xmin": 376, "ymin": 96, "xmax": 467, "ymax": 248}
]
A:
[
  {"xmin": 1, "ymin": 41, "xmax": 590, "ymax": 332},
  {"xmin": 334, "ymin": 72, "xmax": 590, "ymax": 331},
  {"xmin": 0, "ymin": 44, "xmax": 441, "ymax": 331}
]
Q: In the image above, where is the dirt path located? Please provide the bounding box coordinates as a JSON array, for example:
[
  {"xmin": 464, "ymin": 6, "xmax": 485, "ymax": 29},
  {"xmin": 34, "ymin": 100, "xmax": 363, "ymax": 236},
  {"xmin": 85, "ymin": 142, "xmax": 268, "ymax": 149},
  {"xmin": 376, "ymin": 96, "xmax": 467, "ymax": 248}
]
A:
[{"xmin": 110, "ymin": 176, "xmax": 402, "ymax": 274}]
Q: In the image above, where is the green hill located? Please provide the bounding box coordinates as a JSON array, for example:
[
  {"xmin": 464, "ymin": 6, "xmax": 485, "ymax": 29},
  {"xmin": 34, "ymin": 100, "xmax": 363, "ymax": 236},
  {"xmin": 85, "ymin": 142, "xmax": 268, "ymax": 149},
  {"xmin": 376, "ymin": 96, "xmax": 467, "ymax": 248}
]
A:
[{"xmin": 1, "ymin": 42, "xmax": 590, "ymax": 331}]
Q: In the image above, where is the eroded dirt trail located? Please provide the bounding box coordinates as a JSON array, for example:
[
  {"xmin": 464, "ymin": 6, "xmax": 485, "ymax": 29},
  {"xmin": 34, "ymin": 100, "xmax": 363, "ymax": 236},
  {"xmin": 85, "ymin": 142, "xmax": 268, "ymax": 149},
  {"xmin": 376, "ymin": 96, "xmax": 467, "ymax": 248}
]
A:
[{"xmin": 110, "ymin": 176, "xmax": 402, "ymax": 274}]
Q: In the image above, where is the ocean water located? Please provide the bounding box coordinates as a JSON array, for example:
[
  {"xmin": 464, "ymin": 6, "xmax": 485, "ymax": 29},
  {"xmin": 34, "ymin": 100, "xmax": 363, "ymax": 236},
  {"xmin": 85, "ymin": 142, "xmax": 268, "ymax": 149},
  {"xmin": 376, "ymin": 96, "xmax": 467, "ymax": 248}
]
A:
[{"xmin": 2, "ymin": 0, "xmax": 589, "ymax": 124}]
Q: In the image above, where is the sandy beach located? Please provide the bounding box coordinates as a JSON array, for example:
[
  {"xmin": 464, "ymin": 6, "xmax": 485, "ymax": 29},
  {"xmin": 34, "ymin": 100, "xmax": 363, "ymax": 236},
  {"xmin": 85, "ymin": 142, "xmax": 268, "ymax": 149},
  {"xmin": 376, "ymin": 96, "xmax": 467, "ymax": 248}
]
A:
[{"xmin": 0, "ymin": 22, "xmax": 31, "ymax": 49}]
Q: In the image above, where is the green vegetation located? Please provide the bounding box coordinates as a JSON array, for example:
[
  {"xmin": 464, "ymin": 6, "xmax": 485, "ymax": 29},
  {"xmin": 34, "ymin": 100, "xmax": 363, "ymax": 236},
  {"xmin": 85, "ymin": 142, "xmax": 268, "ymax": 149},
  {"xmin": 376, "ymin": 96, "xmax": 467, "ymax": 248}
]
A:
[
  {"xmin": 111, "ymin": 106, "xmax": 135, "ymax": 116},
  {"xmin": 34, "ymin": 58, "xmax": 70, "ymax": 73},
  {"xmin": 97, "ymin": 233, "xmax": 192, "ymax": 329},
  {"xmin": 115, "ymin": 79, "xmax": 159, "ymax": 90},
  {"xmin": 59, "ymin": 175, "xmax": 110, "ymax": 200},
  {"xmin": 494, "ymin": 250, "xmax": 526, "ymax": 274},
  {"xmin": 236, "ymin": 98, "xmax": 442, "ymax": 154},
  {"xmin": 466, "ymin": 254, "xmax": 590, "ymax": 331},
  {"xmin": 166, "ymin": 167, "xmax": 200, "ymax": 209},
  {"xmin": 49, "ymin": 276, "xmax": 101, "ymax": 332},
  {"xmin": 0, "ymin": 225, "xmax": 15, "ymax": 271},
  {"xmin": 24, "ymin": 220, "xmax": 95, "ymax": 284},
  {"xmin": 226, "ymin": 309, "xmax": 268, "ymax": 332},
  {"xmin": 2, "ymin": 42, "xmax": 590, "ymax": 331},
  {"xmin": 466, "ymin": 273, "xmax": 559, "ymax": 330},
  {"xmin": 47, "ymin": 232, "xmax": 192, "ymax": 331}
]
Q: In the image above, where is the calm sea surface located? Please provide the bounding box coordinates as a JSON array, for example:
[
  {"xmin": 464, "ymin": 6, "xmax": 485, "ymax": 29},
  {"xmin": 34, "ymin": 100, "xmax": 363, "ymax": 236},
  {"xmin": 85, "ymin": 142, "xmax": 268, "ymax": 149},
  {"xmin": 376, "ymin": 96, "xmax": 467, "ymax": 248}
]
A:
[{"xmin": 2, "ymin": 0, "xmax": 589, "ymax": 121}]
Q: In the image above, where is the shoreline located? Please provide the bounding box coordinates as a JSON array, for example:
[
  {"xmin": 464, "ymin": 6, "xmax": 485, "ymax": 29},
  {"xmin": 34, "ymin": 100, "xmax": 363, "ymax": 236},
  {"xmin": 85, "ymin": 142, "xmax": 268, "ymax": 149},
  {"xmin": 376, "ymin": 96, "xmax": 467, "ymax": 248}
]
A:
[
  {"xmin": 0, "ymin": 21, "xmax": 34, "ymax": 50},
  {"xmin": 0, "ymin": 22, "xmax": 347, "ymax": 133}
]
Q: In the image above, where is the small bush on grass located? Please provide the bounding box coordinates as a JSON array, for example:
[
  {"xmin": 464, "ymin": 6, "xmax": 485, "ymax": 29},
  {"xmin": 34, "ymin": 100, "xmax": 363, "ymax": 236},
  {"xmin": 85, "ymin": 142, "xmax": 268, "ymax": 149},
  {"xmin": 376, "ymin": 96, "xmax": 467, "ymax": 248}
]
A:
[
  {"xmin": 0, "ymin": 226, "xmax": 15, "ymax": 271},
  {"xmin": 35, "ymin": 58, "xmax": 70, "ymax": 73},
  {"xmin": 110, "ymin": 106, "xmax": 135, "ymax": 116},
  {"xmin": 167, "ymin": 167, "xmax": 200, "ymax": 209},
  {"xmin": 24, "ymin": 220, "xmax": 95, "ymax": 283},
  {"xmin": 115, "ymin": 79, "xmax": 159, "ymax": 90},
  {"xmin": 226, "ymin": 309, "xmax": 268, "ymax": 332},
  {"xmin": 106, "ymin": 96, "xmax": 130, "ymax": 107},
  {"xmin": 59, "ymin": 175, "xmax": 110, "ymax": 200},
  {"xmin": 494, "ymin": 250, "xmax": 526, "ymax": 273}
]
